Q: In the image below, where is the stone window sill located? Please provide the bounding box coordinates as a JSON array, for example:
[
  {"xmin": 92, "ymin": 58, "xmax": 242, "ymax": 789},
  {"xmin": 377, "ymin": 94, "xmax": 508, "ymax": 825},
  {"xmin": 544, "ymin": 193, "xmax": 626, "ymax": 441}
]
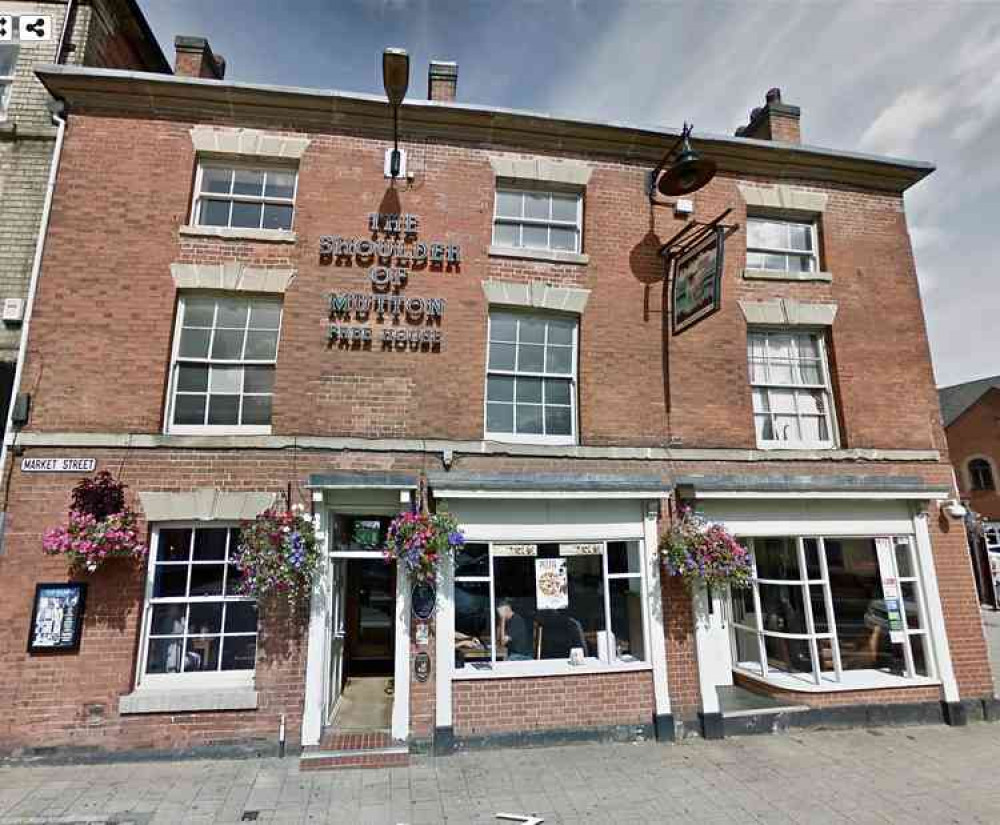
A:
[
  {"xmin": 179, "ymin": 225, "xmax": 297, "ymax": 244},
  {"xmin": 743, "ymin": 268, "xmax": 832, "ymax": 283},
  {"xmin": 119, "ymin": 687, "xmax": 259, "ymax": 715},
  {"xmin": 488, "ymin": 245, "xmax": 589, "ymax": 266},
  {"xmin": 453, "ymin": 659, "xmax": 651, "ymax": 681}
]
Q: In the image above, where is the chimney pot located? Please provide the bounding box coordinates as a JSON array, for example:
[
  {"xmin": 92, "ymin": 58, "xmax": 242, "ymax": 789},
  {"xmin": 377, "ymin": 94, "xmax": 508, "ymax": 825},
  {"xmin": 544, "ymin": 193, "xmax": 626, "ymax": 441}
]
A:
[
  {"xmin": 174, "ymin": 36, "xmax": 226, "ymax": 81},
  {"xmin": 765, "ymin": 87, "xmax": 781, "ymax": 103},
  {"xmin": 428, "ymin": 60, "xmax": 458, "ymax": 103},
  {"xmin": 735, "ymin": 88, "xmax": 801, "ymax": 144}
]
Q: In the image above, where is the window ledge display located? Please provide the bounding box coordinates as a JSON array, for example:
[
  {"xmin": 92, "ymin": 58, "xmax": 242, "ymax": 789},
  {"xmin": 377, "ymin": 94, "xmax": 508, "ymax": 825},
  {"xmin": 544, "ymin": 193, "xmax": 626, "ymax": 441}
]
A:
[
  {"xmin": 488, "ymin": 245, "xmax": 589, "ymax": 266},
  {"xmin": 119, "ymin": 686, "xmax": 258, "ymax": 715},
  {"xmin": 735, "ymin": 667, "xmax": 939, "ymax": 694},
  {"xmin": 179, "ymin": 225, "xmax": 297, "ymax": 244},
  {"xmin": 453, "ymin": 659, "xmax": 652, "ymax": 681}
]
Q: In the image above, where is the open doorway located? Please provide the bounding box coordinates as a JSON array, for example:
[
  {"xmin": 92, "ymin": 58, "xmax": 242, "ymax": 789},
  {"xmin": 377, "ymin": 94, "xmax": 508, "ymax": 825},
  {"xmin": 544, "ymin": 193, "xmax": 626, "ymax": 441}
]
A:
[{"xmin": 327, "ymin": 514, "xmax": 397, "ymax": 733}]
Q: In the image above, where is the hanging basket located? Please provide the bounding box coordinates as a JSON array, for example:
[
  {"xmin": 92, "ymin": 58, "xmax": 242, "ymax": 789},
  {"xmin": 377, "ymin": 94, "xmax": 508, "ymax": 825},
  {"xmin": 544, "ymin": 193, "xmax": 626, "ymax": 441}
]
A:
[
  {"xmin": 232, "ymin": 505, "xmax": 320, "ymax": 607},
  {"xmin": 383, "ymin": 509, "xmax": 465, "ymax": 583},
  {"xmin": 659, "ymin": 507, "xmax": 752, "ymax": 591}
]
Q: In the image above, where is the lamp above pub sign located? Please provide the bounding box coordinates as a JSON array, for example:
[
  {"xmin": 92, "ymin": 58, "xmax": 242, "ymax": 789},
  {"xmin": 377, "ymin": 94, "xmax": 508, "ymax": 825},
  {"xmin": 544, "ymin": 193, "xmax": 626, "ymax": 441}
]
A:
[{"xmin": 319, "ymin": 213, "xmax": 460, "ymax": 353}]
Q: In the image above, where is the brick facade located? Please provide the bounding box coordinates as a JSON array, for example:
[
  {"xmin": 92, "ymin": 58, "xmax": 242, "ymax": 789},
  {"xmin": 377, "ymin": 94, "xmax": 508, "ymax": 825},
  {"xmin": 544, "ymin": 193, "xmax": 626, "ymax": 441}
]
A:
[
  {"xmin": 0, "ymin": 58, "xmax": 991, "ymax": 757},
  {"xmin": 945, "ymin": 388, "xmax": 1000, "ymax": 521}
]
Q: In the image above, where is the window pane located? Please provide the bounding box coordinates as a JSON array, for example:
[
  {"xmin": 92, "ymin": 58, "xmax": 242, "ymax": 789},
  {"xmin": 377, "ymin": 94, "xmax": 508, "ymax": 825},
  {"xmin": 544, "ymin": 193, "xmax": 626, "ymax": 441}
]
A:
[
  {"xmin": 754, "ymin": 414, "xmax": 774, "ymax": 442},
  {"xmin": 488, "ymin": 342, "xmax": 516, "ymax": 371},
  {"xmin": 754, "ymin": 538, "xmax": 799, "ymax": 580},
  {"xmin": 210, "ymin": 366, "xmax": 242, "ymax": 394},
  {"xmin": 146, "ymin": 638, "xmax": 184, "ymax": 674},
  {"xmin": 233, "ymin": 169, "xmax": 265, "ymax": 197},
  {"xmin": 804, "ymin": 538, "xmax": 821, "ymax": 580},
  {"xmin": 241, "ymin": 395, "xmax": 272, "ymax": 426},
  {"xmin": 608, "ymin": 541, "xmax": 641, "ymax": 575},
  {"xmin": 746, "ymin": 251, "xmax": 765, "ymax": 269},
  {"xmin": 231, "ymin": 201, "xmax": 263, "ymax": 229},
  {"xmin": 193, "ymin": 529, "xmax": 228, "ymax": 561},
  {"xmin": 153, "ymin": 565, "xmax": 188, "ymax": 598},
  {"xmin": 788, "ymin": 223, "xmax": 812, "ymax": 251},
  {"xmin": 225, "ymin": 563, "xmax": 245, "ymax": 596},
  {"xmin": 895, "ymin": 540, "xmax": 914, "ymax": 578},
  {"xmin": 264, "ymin": 170, "xmax": 296, "ymax": 199},
  {"xmin": 610, "ymin": 577, "xmax": 645, "ymax": 661},
  {"xmin": 764, "ymin": 253, "xmax": 786, "ymax": 271},
  {"xmin": 522, "ymin": 224, "xmax": 548, "ymax": 249},
  {"xmin": 150, "ymin": 604, "xmax": 186, "ymax": 636},
  {"xmin": 178, "ymin": 327, "xmax": 211, "ymax": 359},
  {"xmin": 798, "ymin": 361, "xmax": 823, "ymax": 384},
  {"xmin": 547, "ymin": 318, "xmax": 575, "ymax": 346},
  {"xmin": 199, "ymin": 199, "xmax": 230, "ymax": 227},
  {"xmin": 793, "ymin": 254, "xmax": 814, "ymax": 272},
  {"xmin": 751, "ymin": 387, "xmax": 770, "ymax": 413},
  {"xmin": 201, "ymin": 167, "xmax": 231, "ymax": 194},
  {"xmin": 545, "ymin": 378, "xmax": 572, "ymax": 406},
  {"xmin": 490, "ymin": 314, "xmax": 517, "ymax": 343},
  {"xmin": 768, "ymin": 360, "xmax": 794, "ymax": 385},
  {"xmin": 517, "ymin": 343, "xmax": 544, "ymax": 372},
  {"xmin": 188, "ymin": 602, "xmax": 224, "ymax": 635},
  {"xmin": 516, "ymin": 377, "xmax": 542, "ymax": 403},
  {"xmin": 799, "ymin": 414, "xmax": 829, "ymax": 442},
  {"xmin": 225, "ymin": 602, "xmax": 258, "ymax": 634},
  {"xmin": 524, "ymin": 192, "xmax": 549, "ymax": 220},
  {"xmin": 244, "ymin": 365, "xmax": 275, "ymax": 394},
  {"xmin": 544, "ymin": 406, "xmax": 571, "ymax": 435},
  {"xmin": 262, "ymin": 204, "xmax": 294, "ymax": 230},
  {"xmin": 487, "ymin": 375, "xmax": 514, "ymax": 402},
  {"xmin": 910, "ymin": 633, "xmax": 930, "ymax": 677},
  {"xmin": 173, "ymin": 394, "xmax": 206, "ymax": 426},
  {"xmin": 900, "ymin": 582, "xmax": 923, "ymax": 630},
  {"xmin": 207, "ymin": 395, "xmax": 240, "ymax": 426},
  {"xmin": 495, "ymin": 191, "xmax": 521, "ymax": 219},
  {"xmin": 159, "ymin": 529, "xmax": 192, "ymax": 561},
  {"xmin": 734, "ymin": 628, "xmax": 763, "ymax": 675},
  {"xmin": 245, "ymin": 330, "xmax": 279, "ymax": 360},
  {"xmin": 546, "ymin": 345, "xmax": 573, "ymax": 374},
  {"xmin": 486, "ymin": 402, "xmax": 514, "ymax": 433},
  {"xmin": 183, "ymin": 637, "xmax": 221, "ymax": 672},
  {"xmin": 515, "ymin": 404, "xmax": 543, "ymax": 434},
  {"xmin": 221, "ymin": 635, "xmax": 257, "ymax": 671},
  {"xmin": 550, "ymin": 227, "xmax": 577, "ymax": 251},
  {"xmin": 747, "ymin": 219, "xmax": 784, "ymax": 250},
  {"xmin": 455, "ymin": 543, "xmax": 489, "ymax": 577},
  {"xmin": 211, "ymin": 329, "xmax": 245, "ymax": 360},
  {"xmin": 249, "ymin": 302, "xmax": 281, "ymax": 330},
  {"xmin": 176, "ymin": 365, "xmax": 208, "ymax": 393},
  {"xmin": 551, "ymin": 194, "xmax": 578, "ymax": 223},
  {"xmin": 493, "ymin": 222, "xmax": 517, "ymax": 247},
  {"xmin": 189, "ymin": 565, "xmax": 225, "ymax": 596},
  {"xmin": 519, "ymin": 317, "xmax": 546, "ymax": 344},
  {"xmin": 217, "ymin": 300, "xmax": 249, "ymax": 328},
  {"xmin": 455, "ymin": 581, "xmax": 492, "ymax": 669},
  {"xmin": 184, "ymin": 298, "xmax": 216, "ymax": 327}
]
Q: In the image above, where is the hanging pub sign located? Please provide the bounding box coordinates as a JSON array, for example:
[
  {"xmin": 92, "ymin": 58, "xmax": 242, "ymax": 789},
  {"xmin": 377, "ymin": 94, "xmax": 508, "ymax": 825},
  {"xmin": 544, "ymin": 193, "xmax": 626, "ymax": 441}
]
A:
[
  {"xmin": 671, "ymin": 224, "xmax": 725, "ymax": 335},
  {"xmin": 27, "ymin": 582, "xmax": 86, "ymax": 653},
  {"xmin": 411, "ymin": 581, "xmax": 436, "ymax": 620}
]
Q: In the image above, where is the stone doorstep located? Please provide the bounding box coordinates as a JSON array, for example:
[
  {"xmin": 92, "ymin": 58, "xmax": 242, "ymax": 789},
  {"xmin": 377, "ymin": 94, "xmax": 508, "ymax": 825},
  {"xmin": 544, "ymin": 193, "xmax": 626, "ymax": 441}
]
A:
[{"xmin": 299, "ymin": 746, "xmax": 409, "ymax": 772}]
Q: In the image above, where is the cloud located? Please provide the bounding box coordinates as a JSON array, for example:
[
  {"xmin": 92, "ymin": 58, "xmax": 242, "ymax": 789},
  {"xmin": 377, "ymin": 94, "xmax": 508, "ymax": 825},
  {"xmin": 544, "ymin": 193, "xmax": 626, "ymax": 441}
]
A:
[{"xmin": 858, "ymin": 87, "xmax": 951, "ymax": 157}]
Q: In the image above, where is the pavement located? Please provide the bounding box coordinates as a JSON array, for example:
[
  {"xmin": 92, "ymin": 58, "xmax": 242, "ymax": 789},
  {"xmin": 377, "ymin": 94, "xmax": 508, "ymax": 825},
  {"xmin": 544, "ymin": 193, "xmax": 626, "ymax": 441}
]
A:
[{"xmin": 3, "ymin": 723, "xmax": 1000, "ymax": 824}]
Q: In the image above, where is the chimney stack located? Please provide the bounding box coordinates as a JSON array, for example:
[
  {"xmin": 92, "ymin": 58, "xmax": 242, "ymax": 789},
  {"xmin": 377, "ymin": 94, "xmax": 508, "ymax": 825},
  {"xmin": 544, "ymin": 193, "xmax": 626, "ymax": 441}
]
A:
[
  {"xmin": 735, "ymin": 88, "xmax": 800, "ymax": 143},
  {"xmin": 428, "ymin": 61, "xmax": 458, "ymax": 103},
  {"xmin": 174, "ymin": 36, "xmax": 226, "ymax": 81}
]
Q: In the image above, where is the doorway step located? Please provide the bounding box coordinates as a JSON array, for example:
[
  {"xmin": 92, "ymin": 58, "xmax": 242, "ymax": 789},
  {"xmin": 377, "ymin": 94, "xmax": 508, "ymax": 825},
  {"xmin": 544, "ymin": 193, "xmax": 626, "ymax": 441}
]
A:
[
  {"xmin": 300, "ymin": 730, "xmax": 409, "ymax": 771},
  {"xmin": 719, "ymin": 684, "xmax": 810, "ymax": 737}
]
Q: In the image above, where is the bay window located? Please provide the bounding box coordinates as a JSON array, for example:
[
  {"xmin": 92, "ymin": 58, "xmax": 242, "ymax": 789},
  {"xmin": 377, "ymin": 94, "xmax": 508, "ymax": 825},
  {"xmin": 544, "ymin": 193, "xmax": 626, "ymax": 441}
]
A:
[
  {"xmin": 139, "ymin": 525, "xmax": 257, "ymax": 685},
  {"xmin": 732, "ymin": 535, "xmax": 934, "ymax": 689},
  {"xmin": 453, "ymin": 540, "xmax": 647, "ymax": 673}
]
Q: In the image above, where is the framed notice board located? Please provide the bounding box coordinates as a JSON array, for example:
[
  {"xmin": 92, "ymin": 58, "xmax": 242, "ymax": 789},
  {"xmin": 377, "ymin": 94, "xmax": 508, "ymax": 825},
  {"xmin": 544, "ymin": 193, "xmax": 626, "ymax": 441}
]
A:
[{"xmin": 27, "ymin": 582, "xmax": 87, "ymax": 653}]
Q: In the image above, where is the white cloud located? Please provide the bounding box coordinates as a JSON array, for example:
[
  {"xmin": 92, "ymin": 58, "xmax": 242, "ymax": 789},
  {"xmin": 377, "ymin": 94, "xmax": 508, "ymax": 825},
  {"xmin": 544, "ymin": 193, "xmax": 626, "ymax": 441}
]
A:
[{"xmin": 858, "ymin": 87, "xmax": 952, "ymax": 157}]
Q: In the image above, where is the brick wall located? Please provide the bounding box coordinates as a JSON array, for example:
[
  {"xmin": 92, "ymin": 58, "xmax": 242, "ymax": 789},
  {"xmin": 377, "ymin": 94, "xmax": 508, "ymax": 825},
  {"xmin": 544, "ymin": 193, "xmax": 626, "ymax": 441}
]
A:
[{"xmin": 945, "ymin": 389, "xmax": 1000, "ymax": 521}]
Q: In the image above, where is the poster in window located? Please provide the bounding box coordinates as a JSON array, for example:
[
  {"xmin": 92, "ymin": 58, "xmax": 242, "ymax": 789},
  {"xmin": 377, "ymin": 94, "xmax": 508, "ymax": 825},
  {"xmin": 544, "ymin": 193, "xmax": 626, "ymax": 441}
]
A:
[
  {"xmin": 535, "ymin": 558, "xmax": 568, "ymax": 610},
  {"xmin": 671, "ymin": 226, "xmax": 725, "ymax": 335},
  {"xmin": 27, "ymin": 583, "xmax": 86, "ymax": 653},
  {"xmin": 352, "ymin": 519, "xmax": 381, "ymax": 549},
  {"xmin": 874, "ymin": 538, "xmax": 905, "ymax": 644}
]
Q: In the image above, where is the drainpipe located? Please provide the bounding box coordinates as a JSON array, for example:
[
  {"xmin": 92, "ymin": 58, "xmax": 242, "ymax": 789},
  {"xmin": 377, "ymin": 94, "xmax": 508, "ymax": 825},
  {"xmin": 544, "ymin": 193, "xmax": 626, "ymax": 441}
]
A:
[
  {"xmin": 0, "ymin": 104, "xmax": 67, "ymax": 486},
  {"xmin": 56, "ymin": 0, "xmax": 77, "ymax": 64}
]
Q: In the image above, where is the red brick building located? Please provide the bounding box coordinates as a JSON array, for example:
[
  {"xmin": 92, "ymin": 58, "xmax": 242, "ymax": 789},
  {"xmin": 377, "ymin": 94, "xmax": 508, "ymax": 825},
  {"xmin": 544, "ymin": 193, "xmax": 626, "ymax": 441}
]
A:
[{"xmin": 0, "ymin": 44, "xmax": 992, "ymax": 763}]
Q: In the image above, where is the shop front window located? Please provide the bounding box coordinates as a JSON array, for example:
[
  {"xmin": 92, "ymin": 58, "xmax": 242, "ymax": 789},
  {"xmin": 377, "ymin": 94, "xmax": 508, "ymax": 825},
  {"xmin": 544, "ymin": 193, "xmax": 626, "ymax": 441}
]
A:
[
  {"xmin": 140, "ymin": 525, "xmax": 258, "ymax": 683},
  {"xmin": 732, "ymin": 535, "xmax": 933, "ymax": 688},
  {"xmin": 454, "ymin": 540, "xmax": 646, "ymax": 671}
]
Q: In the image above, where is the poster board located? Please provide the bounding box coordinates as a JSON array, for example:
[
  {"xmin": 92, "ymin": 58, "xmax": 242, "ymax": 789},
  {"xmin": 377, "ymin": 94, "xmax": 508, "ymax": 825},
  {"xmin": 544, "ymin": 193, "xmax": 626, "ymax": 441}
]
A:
[
  {"xmin": 535, "ymin": 558, "xmax": 568, "ymax": 610},
  {"xmin": 874, "ymin": 538, "xmax": 905, "ymax": 644},
  {"xmin": 27, "ymin": 583, "xmax": 86, "ymax": 653}
]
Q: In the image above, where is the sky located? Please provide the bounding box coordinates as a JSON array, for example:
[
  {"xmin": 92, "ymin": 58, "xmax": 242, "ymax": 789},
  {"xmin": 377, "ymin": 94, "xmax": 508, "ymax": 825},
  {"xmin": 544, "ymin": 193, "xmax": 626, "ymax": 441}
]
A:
[{"xmin": 140, "ymin": 0, "xmax": 1000, "ymax": 389}]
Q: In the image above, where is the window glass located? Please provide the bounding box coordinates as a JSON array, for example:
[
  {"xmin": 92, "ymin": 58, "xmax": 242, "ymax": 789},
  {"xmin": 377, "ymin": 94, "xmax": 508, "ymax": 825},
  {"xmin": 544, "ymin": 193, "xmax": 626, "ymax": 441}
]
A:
[
  {"xmin": 194, "ymin": 164, "xmax": 297, "ymax": 231},
  {"xmin": 970, "ymin": 459, "xmax": 995, "ymax": 491},
  {"xmin": 144, "ymin": 527, "xmax": 257, "ymax": 677},
  {"xmin": 746, "ymin": 217, "xmax": 818, "ymax": 272},
  {"xmin": 609, "ymin": 577, "xmax": 644, "ymax": 661},
  {"xmin": 493, "ymin": 188, "xmax": 582, "ymax": 253}
]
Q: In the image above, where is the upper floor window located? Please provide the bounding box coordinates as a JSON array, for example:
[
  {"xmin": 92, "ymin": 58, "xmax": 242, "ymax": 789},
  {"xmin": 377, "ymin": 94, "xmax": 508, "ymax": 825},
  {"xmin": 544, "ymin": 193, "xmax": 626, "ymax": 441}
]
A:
[
  {"xmin": 0, "ymin": 45, "xmax": 17, "ymax": 119},
  {"xmin": 746, "ymin": 216, "xmax": 818, "ymax": 273},
  {"xmin": 493, "ymin": 188, "xmax": 582, "ymax": 254},
  {"xmin": 167, "ymin": 295, "xmax": 282, "ymax": 434},
  {"xmin": 139, "ymin": 525, "xmax": 257, "ymax": 685},
  {"xmin": 969, "ymin": 459, "xmax": 996, "ymax": 491},
  {"xmin": 486, "ymin": 311, "xmax": 577, "ymax": 445},
  {"xmin": 192, "ymin": 163, "xmax": 297, "ymax": 231},
  {"xmin": 748, "ymin": 329, "xmax": 836, "ymax": 449}
]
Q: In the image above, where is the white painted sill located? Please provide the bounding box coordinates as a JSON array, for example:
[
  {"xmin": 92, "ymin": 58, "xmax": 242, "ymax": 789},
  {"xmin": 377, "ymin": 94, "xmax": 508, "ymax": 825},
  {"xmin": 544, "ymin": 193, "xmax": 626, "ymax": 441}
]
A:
[
  {"xmin": 167, "ymin": 425, "xmax": 273, "ymax": 436},
  {"xmin": 452, "ymin": 658, "xmax": 652, "ymax": 681},
  {"xmin": 735, "ymin": 666, "xmax": 940, "ymax": 694},
  {"xmin": 179, "ymin": 225, "xmax": 297, "ymax": 244},
  {"xmin": 484, "ymin": 432, "xmax": 577, "ymax": 447},
  {"xmin": 488, "ymin": 245, "xmax": 589, "ymax": 266},
  {"xmin": 756, "ymin": 440, "xmax": 836, "ymax": 452},
  {"xmin": 742, "ymin": 268, "xmax": 832, "ymax": 283},
  {"xmin": 119, "ymin": 686, "xmax": 259, "ymax": 715}
]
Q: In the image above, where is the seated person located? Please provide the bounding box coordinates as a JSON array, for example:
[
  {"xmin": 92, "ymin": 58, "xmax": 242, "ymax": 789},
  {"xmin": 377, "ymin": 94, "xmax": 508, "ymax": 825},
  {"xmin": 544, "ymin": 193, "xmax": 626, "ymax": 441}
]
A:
[{"xmin": 497, "ymin": 599, "xmax": 534, "ymax": 661}]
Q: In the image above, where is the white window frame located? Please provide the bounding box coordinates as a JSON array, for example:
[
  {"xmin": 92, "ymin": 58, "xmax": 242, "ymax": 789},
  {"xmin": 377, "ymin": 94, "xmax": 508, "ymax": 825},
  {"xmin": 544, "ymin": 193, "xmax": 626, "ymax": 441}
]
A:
[
  {"xmin": 484, "ymin": 311, "xmax": 579, "ymax": 446},
  {"xmin": 748, "ymin": 327, "xmax": 838, "ymax": 450},
  {"xmin": 731, "ymin": 534, "xmax": 936, "ymax": 691},
  {"xmin": 136, "ymin": 523, "xmax": 257, "ymax": 692},
  {"xmin": 492, "ymin": 186, "xmax": 583, "ymax": 254},
  {"xmin": 165, "ymin": 293, "xmax": 283, "ymax": 436},
  {"xmin": 0, "ymin": 43, "xmax": 18, "ymax": 120},
  {"xmin": 453, "ymin": 539, "xmax": 650, "ymax": 679},
  {"xmin": 746, "ymin": 215, "xmax": 819, "ymax": 273},
  {"xmin": 190, "ymin": 160, "xmax": 299, "ymax": 232}
]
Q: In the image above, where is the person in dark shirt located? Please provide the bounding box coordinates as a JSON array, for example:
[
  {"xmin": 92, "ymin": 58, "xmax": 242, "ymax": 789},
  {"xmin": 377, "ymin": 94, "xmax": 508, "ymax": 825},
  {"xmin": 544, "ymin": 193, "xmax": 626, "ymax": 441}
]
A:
[{"xmin": 497, "ymin": 600, "xmax": 533, "ymax": 660}]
